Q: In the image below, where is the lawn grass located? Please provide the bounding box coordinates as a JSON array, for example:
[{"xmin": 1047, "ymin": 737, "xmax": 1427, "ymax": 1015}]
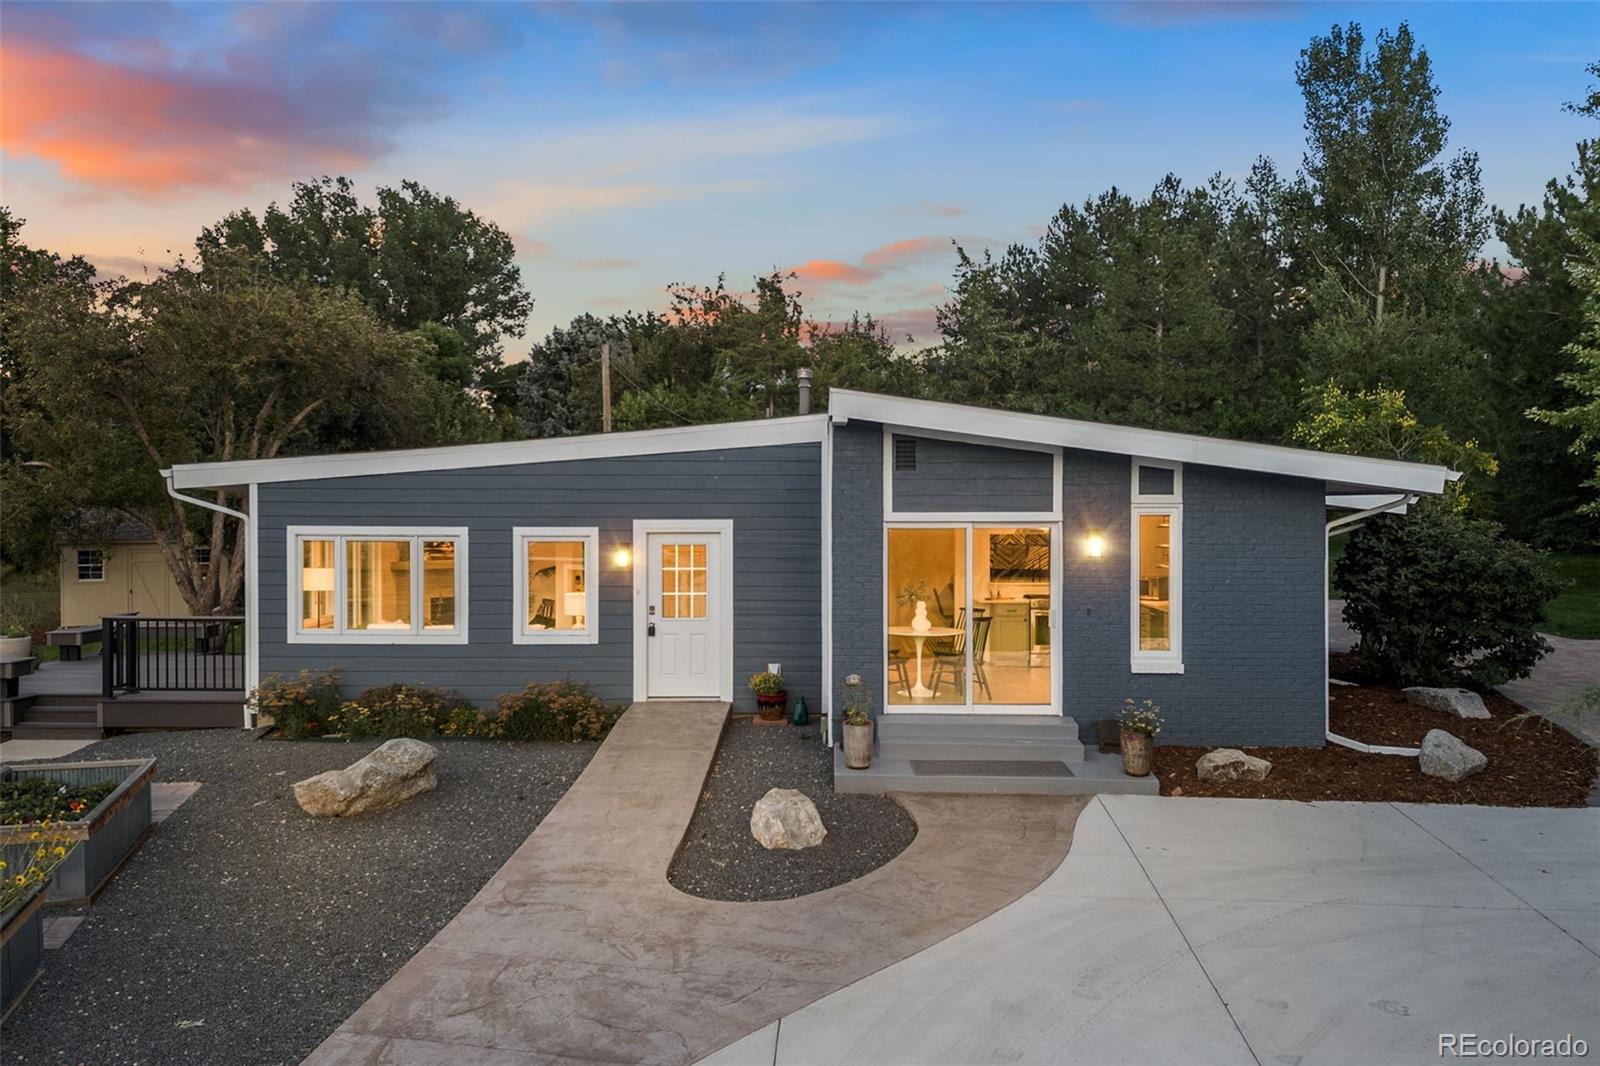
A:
[{"xmin": 1542, "ymin": 552, "xmax": 1600, "ymax": 639}]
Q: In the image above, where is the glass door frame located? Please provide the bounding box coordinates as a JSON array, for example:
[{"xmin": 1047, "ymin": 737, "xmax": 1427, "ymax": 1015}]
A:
[{"xmin": 881, "ymin": 520, "xmax": 1062, "ymax": 716}]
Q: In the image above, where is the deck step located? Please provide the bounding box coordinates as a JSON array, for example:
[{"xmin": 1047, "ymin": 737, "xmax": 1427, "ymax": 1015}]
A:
[
  {"xmin": 17, "ymin": 706, "xmax": 98, "ymax": 725},
  {"xmin": 834, "ymin": 747, "xmax": 1160, "ymax": 797},
  {"xmin": 7, "ymin": 721, "xmax": 105, "ymax": 741}
]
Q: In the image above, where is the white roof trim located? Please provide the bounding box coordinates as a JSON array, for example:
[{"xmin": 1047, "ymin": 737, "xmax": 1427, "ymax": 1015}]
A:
[
  {"xmin": 829, "ymin": 390, "xmax": 1455, "ymax": 495},
  {"xmin": 170, "ymin": 415, "xmax": 829, "ymax": 488}
]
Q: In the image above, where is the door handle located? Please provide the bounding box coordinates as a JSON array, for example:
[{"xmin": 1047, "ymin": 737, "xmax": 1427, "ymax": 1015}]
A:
[{"xmin": 647, "ymin": 622, "xmax": 656, "ymax": 637}]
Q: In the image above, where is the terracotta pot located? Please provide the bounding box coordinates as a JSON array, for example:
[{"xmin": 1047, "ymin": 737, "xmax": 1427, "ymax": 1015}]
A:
[
  {"xmin": 0, "ymin": 636, "xmax": 31, "ymax": 662},
  {"xmin": 755, "ymin": 690, "xmax": 788, "ymax": 721},
  {"xmin": 843, "ymin": 721, "xmax": 874, "ymax": 769},
  {"xmin": 1120, "ymin": 728, "xmax": 1154, "ymax": 777}
]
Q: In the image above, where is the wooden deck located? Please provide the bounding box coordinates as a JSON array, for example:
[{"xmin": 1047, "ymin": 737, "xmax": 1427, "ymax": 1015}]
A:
[{"xmin": 3, "ymin": 652, "xmax": 245, "ymax": 740}]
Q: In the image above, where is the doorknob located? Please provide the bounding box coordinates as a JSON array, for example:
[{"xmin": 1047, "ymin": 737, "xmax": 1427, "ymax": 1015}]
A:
[{"xmin": 647, "ymin": 621, "xmax": 656, "ymax": 637}]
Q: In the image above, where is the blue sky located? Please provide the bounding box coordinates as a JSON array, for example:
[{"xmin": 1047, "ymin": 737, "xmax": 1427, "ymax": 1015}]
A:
[{"xmin": 3, "ymin": 1, "xmax": 1594, "ymax": 351}]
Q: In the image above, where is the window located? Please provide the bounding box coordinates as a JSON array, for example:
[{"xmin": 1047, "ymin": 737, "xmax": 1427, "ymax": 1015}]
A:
[
  {"xmin": 195, "ymin": 546, "xmax": 212, "ymax": 578},
  {"xmin": 1130, "ymin": 459, "xmax": 1182, "ymax": 672},
  {"xmin": 514, "ymin": 528, "xmax": 598, "ymax": 644},
  {"xmin": 76, "ymin": 549, "xmax": 105, "ymax": 582},
  {"xmin": 289, "ymin": 528, "xmax": 467, "ymax": 643}
]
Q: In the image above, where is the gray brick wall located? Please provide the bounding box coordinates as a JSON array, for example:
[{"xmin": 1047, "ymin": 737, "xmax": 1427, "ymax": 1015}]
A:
[
  {"xmin": 892, "ymin": 435, "xmax": 1054, "ymax": 512},
  {"xmin": 830, "ymin": 422, "xmax": 885, "ymax": 734}
]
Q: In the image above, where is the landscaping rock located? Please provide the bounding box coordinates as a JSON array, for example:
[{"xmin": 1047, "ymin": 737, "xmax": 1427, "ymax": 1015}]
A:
[
  {"xmin": 1418, "ymin": 729, "xmax": 1488, "ymax": 783},
  {"xmin": 749, "ymin": 787, "xmax": 827, "ymax": 850},
  {"xmin": 1403, "ymin": 686, "xmax": 1490, "ymax": 720},
  {"xmin": 1195, "ymin": 748, "xmax": 1272, "ymax": 782},
  {"xmin": 292, "ymin": 738, "xmax": 439, "ymax": 817}
]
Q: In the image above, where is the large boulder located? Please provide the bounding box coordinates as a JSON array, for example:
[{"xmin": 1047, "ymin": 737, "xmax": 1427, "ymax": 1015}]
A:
[
  {"xmin": 293, "ymin": 738, "xmax": 439, "ymax": 817},
  {"xmin": 1403, "ymin": 687, "xmax": 1490, "ymax": 720},
  {"xmin": 1418, "ymin": 730, "xmax": 1488, "ymax": 783},
  {"xmin": 1195, "ymin": 748, "xmax": 1272, "ymax": 782},
  {"xmin": 750, "ymin": 788, "xmax": 827, "ymax": 850}
]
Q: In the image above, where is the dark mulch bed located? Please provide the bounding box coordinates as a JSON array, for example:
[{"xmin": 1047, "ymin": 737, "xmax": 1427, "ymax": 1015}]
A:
[
  {"xmin": 1156, "ymin": 685, "xmax": 1597, "ymax": 807},
  {"xmin": 668, "ymin": 718, "xmax": 916, "ymax": 901},
  {"xmin": 1, "ymin": 730, "xmax": 596, "ymax": 1066}
]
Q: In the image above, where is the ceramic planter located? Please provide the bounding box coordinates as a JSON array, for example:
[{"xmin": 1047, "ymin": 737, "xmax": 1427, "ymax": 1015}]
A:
[
  {"xmin": 843, "ymin": 720, "xmax": 874, "ymax": 769},
  {"xmin": 1120, "ymin": 729, "xmax": 1154, "ymax": 777},
  {"xmin": 754, "ymin": 690, "xmax": 788, "ymax": 722},
  {"xmin": 0, "ymin": 881, "xmax": 48, "ymax": 1022},
  {"xmin": 0, "ymin": 637, "xmax": 31, "ymax": 662}
]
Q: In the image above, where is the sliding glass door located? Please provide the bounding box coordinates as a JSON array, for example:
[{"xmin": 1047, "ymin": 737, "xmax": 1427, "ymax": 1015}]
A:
[{"xmin": 885, "ymin": 524, "xmax": 1058, "ymax": 713}]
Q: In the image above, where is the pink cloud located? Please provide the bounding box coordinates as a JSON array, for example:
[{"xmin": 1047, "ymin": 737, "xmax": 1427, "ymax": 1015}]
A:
[
  {"xmin": 862, "ymin": 236, "xmax": 955, "ymax": 271},
  {"xmin": 573, "ymin": 256, "xmax": 636, "ymax": 271},
  {"xmin": 920, "ymin": 202, "xmax": 964, "ymax": 217},
  {"xmin": 874, "ymin": 307, "xmax": 942, "ymax": 346},
  {"xmin": 791, "ymin": 259, "xmax": 879, "ymax": 286}
]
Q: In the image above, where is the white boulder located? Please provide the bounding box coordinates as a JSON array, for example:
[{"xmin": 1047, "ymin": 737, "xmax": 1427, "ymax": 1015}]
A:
[
  {"xmin": 1418, "ymin": 730, "xmax": 1488, "ymax": 783},
  {"xmin": 293, "ymin": 738, "xmax": 439, "ymax": 817},
  {"xmin": 1403, "ymin": 687, "xmax": 1490, "ymax": 720},
  {"xmin": 750, "ymin": 787, "xmax": 827, "ymax": 850},
  {"xmin": 1195, "ymin": 748, "xmax": 1272, "ymax": 782}
]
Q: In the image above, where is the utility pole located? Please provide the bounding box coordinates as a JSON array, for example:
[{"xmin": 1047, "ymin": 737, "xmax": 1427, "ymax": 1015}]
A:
[{"xmin": 601, "ymin": 341, "xmax": 613, "ymax": 433}]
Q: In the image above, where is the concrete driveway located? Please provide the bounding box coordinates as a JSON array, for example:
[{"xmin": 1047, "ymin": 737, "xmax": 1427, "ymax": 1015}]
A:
[{"xmin": 704, "ymin": 796, "xmax": 1600, "ymax": 1065}]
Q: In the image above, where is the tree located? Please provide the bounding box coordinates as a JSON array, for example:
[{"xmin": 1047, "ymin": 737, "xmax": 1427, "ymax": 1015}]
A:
[
  {"xmin": 517, "ymin": 314, "xmax": 625, "ymax": 438},
  {"xmin": 5, "ymin": 245, "xmax": 462, "ymax": 616},
  {"xmin": 1529, "ymin": 236, "xmax": 1600, "ymax": 516},
  {"xmin": 199, "ymin": 176, "xmax": 531, "ymax": 383}
]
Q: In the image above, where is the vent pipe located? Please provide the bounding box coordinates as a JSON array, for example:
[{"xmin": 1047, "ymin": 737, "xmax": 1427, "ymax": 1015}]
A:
[{"xmin": 797, "ymin": 367, "xmax": 813, "ymax": 415}]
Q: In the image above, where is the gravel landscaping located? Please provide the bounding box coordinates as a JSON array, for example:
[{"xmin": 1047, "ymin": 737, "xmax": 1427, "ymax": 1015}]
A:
[
  {"xmin": 668, "ymin": 718, "xmax": 916, "ymax": 901},
  {"xmin": 1156, "ymin": 683, "xmax": 1598, "ymax": 806},
  {"xmin": 0, "ymin": 729, "xmax": 596, "ymax": 1065}
]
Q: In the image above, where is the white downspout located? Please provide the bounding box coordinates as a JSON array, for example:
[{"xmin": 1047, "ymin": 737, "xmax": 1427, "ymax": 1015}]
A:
[
  {"xmin": 1325, "ymin": 493, "xmax": 1419, "ymax": 756},
  {"xmin": 162, "ymin": 471, "xmax": 255, "ymax": 728}
]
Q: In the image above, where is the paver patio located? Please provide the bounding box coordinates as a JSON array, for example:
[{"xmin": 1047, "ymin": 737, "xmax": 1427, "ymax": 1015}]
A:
[{"xmin": 305, "ymin": 702, "xmax": 1086, "ymax": 1065}]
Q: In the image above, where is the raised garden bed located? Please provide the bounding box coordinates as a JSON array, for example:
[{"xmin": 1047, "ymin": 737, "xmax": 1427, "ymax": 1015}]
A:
[
  {"xmin": 0, "ymin": 760, "xmax": 156, "ymax": 905},
  {"xmin": 669, "ymin": 717, "xmax": 916, "ymax": 901},
  {"xmin": 1155, "ymin": 685, "xmax": 1597, "ymax": 806}
]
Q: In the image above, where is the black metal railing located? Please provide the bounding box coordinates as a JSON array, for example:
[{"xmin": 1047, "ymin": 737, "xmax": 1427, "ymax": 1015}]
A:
[{"xmin": 102, "ymin": 615, "xmax": 245, "ymax": 698}]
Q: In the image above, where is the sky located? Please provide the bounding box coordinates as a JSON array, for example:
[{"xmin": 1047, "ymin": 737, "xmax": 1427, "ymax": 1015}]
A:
[{"xmin": 2, "ymin": 1, "xmax": 1595, "ymax": 356}]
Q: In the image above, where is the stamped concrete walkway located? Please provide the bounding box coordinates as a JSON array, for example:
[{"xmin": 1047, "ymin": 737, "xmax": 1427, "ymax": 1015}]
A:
[{"xmin": 306, "ymin": 702, "xmax": 1085, "ymax": 1065}]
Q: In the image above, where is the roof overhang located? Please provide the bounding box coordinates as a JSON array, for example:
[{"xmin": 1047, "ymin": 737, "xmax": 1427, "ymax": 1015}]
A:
[
  {"xmin": 169, "ymin": 415, "xmax": 829, "ymax": 489},
  {"xmin": 828, "ymin": 390, "xmax": 1457, "ymax": 496}
]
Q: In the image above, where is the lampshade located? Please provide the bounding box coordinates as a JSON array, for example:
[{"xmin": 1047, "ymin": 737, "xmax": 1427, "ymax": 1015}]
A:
[
  {"xmin": 563, "ymin": 592, "xmax": 587, "ymax": 617},
  {"xmin": 304, "ymin": 567, "xmax": 335, "ymax": 592}
]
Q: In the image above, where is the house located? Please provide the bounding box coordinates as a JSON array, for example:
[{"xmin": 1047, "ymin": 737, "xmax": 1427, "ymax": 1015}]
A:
[
  {"xmin": 165, "ymin": 389, "xmax": 1455, "ymax": 793},
  {"xmin": 57, "ymin": 518, "xmax": 196, "ymax": 626}
]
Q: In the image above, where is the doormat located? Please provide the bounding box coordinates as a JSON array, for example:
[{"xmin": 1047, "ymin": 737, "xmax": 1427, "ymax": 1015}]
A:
[{"xmin": 909, "ymin": 760, "xmax": 1073, "ymax": 778}]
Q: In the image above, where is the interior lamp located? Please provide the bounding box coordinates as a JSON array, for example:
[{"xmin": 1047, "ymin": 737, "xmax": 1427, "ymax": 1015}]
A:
[
  {"xmin": 563, "ymin": 591, "xmax": 588, "ymax": 628},
  {"xmin": 1083, "ymin": 534, "xmax": 1106, "ymax": 559},
  {"xmin": 304, "ymin": 567, "xmax": 335, "ymax": 592}
]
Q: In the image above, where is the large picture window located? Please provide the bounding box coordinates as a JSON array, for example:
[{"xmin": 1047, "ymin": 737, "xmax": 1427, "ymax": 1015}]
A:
[
  {"xmin": 514, "ymin": 528, "xmax": 598, "ymax": 644},
  {"xmin": 289, "ymin": 528, "xmax": 467, "ymax": 643},
  {"xmin": 1130, "ymin": 459, "xmax": 1182, "ymax": 672}
]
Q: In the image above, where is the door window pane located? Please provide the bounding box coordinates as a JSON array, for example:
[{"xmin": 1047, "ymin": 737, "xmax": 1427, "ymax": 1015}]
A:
[
  {"xmin": 661, "ymin": 543, "xmax": 706, "ymax": 620},
  {"xmin": 347, "ymin": 540, "xmax": 412, "ymax": 631},
  {"xmin": 1138, "ymin": 513, "xmax": 1172, "ymax": 651},
  {"xmin": 526, "ymin": 540, "xmax": 587, "ymax": 631},
  {"xmin": 300, "ymin": 539, "xmax": 335, "ymax": 630},
  {"xmin": 886, "ymin": 527, "xmax": 967, "ymax": 706},
  {"xmin": 974, "ymin": 527, "xmax": 1052, "ymax": 706}
]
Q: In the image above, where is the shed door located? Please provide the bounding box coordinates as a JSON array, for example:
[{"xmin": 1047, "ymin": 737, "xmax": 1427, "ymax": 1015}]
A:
[{"xmin": 645, "ymin": 533, "xmax": 723, "ymax": 698}]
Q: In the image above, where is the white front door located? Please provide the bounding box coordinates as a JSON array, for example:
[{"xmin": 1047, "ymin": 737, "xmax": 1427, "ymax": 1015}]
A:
[{"xmin": 645, "ymin": 532, "xmax": 722, "ymax": 698}]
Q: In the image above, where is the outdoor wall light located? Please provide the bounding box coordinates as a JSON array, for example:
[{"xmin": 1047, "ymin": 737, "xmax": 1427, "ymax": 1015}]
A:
[
  {"xmin": 613, "ymin": 547, "xmax": 632, "ymax": 568},
  {"xmin": 1083, "ymin": 534, "xmax": 1106, "ymax": 559}
]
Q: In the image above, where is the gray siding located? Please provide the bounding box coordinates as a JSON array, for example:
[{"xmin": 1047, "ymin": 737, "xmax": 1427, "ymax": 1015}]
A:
[
  {"xmin": 891, "ymin": 435, "xmax": 1053, "ymax": 512},
  {"xmin": 831, "ymin": 422, "xmax": 884, "ymax": 733},
  {"xmin": 258, "ymin": 444, "xmax": 822, "ymax": 712}
]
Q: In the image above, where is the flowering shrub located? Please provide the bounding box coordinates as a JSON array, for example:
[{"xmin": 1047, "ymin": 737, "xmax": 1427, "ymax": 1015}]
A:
[
  {"xmin": 1, "ymin": 778, "xmax": 118, "ymax": 824},
  {"xmin": 490, "ymin": 679, "xmax": 619, "ymax": 742},
  {"xmin": 249, "ymin": 670, "xmax": 343, "ymax": 738},
  {"xmin": 1118, "ymin": 698, "xmax": 1163, "ymax": 736},
  {"xmin": 0, "ymin": 821, "xmax": 76, "ymax": 917},
  {"xmin": 331, "ymin": 683, "xmax": 476, "ymax": 739}
]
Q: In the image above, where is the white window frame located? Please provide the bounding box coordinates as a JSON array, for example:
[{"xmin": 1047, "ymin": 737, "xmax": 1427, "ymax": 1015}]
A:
[
  {"xmin": 1131, "ymin": 457, "xmax": 1182, "ymax": 673},
  {"xmin": 287, "ymin": 526, "xmax": 468, "ymax": 645},
  {"xmin": 76, "ymin": 549, "xmax": 106, "ymax": 583},
  {"xmin": 513, "ymin": 527, "xmax": 600, "ymax": 645}
]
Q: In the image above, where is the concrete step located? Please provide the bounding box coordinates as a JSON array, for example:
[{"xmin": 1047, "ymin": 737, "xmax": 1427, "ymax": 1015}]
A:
[
  {"xmin": 834, "ymin": 747, "xmax": 1160, "ymax": 797},
  {"xmin": 877, "ymin": 713, "xmax": 1080, "ymax": 741},
  {"xmin": 879, "ymin": 736, "xmax": 1086, "ymax": 763}
]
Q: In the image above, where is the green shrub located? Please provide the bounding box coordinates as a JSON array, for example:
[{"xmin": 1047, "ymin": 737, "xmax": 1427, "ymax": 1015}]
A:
[
  {"xmin": 490, "ymin": 679, "xmax": 619, "ymax": 742},
  {"xmin": 1337, "ymin": 505, "xmax": 1559, "ymax": 687},
  {"xmin": 249, "ymin": 670, "xmax": 343, "ymax": 738},
  {"xmin": 332, "ymin": 682, "xmax": 474, "ymax": 738}
]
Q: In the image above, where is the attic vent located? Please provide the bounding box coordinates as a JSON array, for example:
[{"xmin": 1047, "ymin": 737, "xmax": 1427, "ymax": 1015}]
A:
[{"xmin": 893, "ymin": 437, "xmax": 918, "ymax": 471}]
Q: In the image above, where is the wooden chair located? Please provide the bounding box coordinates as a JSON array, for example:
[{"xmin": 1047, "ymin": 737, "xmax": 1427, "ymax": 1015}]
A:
[
  {"xmin": 887, "ymin": 651, "xmax": 913, "ymax": 696},
  {"xmin": 930, "ymin": 615, "xmax": 993, "ymax": 700},
  {"xmin": 531, "ymin": 597, "xmax": 556, "ymax": 629}
]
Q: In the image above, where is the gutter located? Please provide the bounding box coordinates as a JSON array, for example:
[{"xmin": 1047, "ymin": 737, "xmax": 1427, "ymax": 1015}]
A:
[
  {"xmin": 1325, "ymin": 493, "xmax": 1420, "ymax": 756},
  {"xmin": 162, "ymin": 471, "xmax": 256, "ymax": 728}
]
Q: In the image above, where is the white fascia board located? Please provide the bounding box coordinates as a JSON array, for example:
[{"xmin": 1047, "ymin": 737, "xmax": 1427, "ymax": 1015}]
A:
[
  {"xmin": 171, "ymin": 415, "xmax": 829, "ymax": 489},
  {"xmin": 828, "ymin": 390, "xmax": 1454, "ymax": 495},
  {"xmin": 1327, "ymin": 494, "xmax": 1411, "ymax": 514}
]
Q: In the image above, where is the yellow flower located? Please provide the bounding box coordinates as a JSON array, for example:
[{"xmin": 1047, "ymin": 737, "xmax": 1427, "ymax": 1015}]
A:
[
  {"xmin": 52, "ymin": 846, "xmax": 66, "ymax": 857},
  {"xmin": 29, "ymin": 831, "xmax": 40, "ymax": 841}
]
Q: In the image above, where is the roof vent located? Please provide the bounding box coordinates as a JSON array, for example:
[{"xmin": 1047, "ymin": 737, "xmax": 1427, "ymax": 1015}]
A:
[{"xmin": 894, "ymin": 437, "xmax": 917, "ymax": 471}]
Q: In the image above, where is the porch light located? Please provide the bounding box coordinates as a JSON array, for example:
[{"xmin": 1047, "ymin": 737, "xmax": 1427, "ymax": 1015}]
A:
[
  {"xmin": 1083, "ymin": 534, "xmax": 1106, "ymax": 559},
  {"xmin": 613, "ymin": 547, "xmax": 632, "ymax": 568}
]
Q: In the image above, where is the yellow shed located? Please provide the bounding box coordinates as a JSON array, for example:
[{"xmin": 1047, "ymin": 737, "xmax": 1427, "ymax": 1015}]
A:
[{"xmin": 58, "ymin": 520, "xmax": 195, "ymax": 625}]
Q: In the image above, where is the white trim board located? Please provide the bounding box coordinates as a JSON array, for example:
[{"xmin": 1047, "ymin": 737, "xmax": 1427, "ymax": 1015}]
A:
[
  {"xmin": 630, "ymin": 519, "xmax": 735, "ymax": 704},
  {"xmin": 831, "ymin": 389, "xmax": 1456, "ymax": 495},
  {"xmin": 284, "ymin": 525, "xmax": 470, "ymax": 645},
  {"xmin": 172, "ymin": 416, "xmax": 829, "ymax": 489},
  {"xmin": 512, "ymin": 527, "xmax": 600, "ymax": 646}
]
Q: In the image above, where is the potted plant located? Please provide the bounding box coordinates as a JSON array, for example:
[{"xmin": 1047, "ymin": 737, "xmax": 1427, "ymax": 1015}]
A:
[
  {"xmin": 895, "ymin": 582, "xmax": 934, "ymax": 632},
  {"xmin": 841, "ymin": 673, "xmax": 874, "ymax": 769},
  {"xmin": 0, "ymin": 611, "xmax": 31, "ymax": 663},
  {"xmin": 748, "ymin": 671, "xmax": 787, "ymax": 721},
  {"xmin": 1118, "ymin": 698, "xmax": 1162, "ymax": 776}
]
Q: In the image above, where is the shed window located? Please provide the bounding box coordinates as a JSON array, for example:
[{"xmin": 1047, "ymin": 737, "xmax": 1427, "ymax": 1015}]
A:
[
  {"xmin": 289, "ymin": 528, "xmax": 467, "ymax": 643},
  {"xmin": 76, "ymin": 549, "xmax": 105, "ymax": 582}
]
